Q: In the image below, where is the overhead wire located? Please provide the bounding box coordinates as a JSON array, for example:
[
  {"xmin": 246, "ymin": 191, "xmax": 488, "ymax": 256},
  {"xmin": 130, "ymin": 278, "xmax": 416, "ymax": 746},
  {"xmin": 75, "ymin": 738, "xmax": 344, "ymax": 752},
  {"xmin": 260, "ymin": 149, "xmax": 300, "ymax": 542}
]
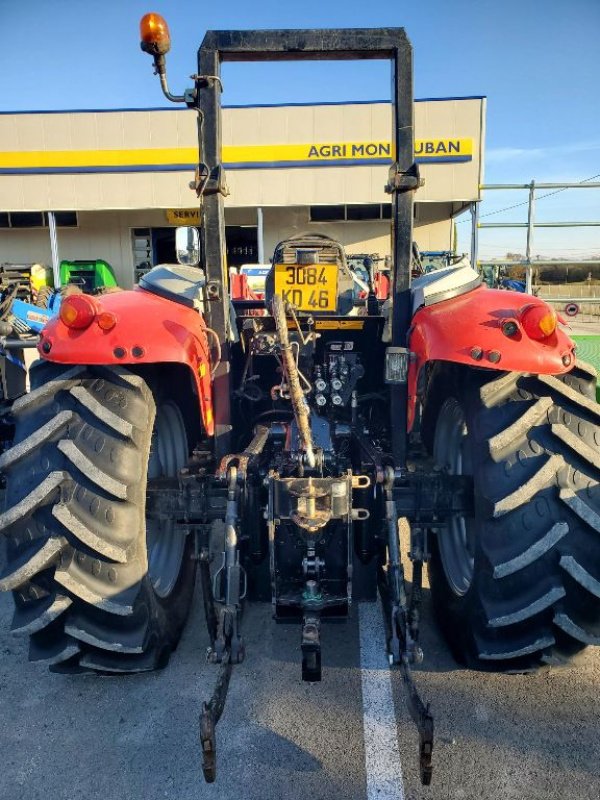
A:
[{"xmin": 457, "ymin": 172, "xmax": 600, "ymax": 223}]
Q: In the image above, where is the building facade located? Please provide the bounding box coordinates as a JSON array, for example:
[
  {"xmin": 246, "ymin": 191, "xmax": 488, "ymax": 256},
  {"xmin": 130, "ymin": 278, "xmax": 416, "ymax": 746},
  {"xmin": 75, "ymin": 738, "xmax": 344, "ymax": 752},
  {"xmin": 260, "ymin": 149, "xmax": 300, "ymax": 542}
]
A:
[{"xmin": 0, "ymin": 97, "xmax": 485, "ymax": 287}]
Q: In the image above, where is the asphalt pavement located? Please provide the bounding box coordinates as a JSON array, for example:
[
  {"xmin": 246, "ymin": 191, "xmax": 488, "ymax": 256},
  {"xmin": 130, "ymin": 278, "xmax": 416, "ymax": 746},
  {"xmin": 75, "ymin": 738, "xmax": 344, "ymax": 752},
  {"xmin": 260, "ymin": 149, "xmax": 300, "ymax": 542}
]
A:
[{"xmin": 0, "ymin": 558, "xmax": 599, "ymax": 800}]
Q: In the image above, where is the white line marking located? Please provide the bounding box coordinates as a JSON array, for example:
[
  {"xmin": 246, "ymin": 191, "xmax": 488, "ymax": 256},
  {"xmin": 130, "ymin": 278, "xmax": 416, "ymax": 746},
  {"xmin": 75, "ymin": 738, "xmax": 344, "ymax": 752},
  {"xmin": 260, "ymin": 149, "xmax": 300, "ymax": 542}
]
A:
[{"xmin": 359, "ymin": 602, "xmax": 405, "ymax": 800}]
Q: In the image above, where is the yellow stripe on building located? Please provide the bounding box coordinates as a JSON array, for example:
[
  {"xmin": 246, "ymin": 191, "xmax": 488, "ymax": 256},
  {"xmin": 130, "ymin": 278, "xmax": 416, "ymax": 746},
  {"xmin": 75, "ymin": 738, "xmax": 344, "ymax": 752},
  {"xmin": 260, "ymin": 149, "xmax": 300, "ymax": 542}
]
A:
[
  {"xmin": 0, "ymin": 139, "xmax": 473, "ymax": 170},
  {"xmin": 0, "ymin": 147, "xmax": 198, "ymax": 169}
]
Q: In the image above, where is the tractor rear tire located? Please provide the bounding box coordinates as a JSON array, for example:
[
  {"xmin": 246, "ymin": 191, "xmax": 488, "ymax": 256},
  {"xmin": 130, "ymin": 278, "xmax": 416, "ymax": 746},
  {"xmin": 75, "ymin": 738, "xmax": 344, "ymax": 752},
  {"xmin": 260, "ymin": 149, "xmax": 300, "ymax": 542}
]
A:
[
  {"xmin": 0, "ymin": 362, "xmax": 196, "ymax": 672},
  {"xmin": 428, "ymin": 361, "xmax": 600, "ymax": 672}
]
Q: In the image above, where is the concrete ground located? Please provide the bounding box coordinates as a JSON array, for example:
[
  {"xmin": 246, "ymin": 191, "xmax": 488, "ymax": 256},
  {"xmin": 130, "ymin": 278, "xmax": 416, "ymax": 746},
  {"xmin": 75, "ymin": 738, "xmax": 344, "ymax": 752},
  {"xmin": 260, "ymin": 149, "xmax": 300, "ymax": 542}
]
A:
[{"xmin": 0, "ymin": 564, "xmax": 598, "ymax": 800}]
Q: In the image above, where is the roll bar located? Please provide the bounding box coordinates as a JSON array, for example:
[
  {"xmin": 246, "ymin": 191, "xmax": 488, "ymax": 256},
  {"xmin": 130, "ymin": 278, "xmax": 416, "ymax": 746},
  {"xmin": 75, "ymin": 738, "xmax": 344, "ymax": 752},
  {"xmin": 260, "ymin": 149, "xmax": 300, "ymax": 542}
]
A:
[{"xmin": 195, "ymin": 28, "xmax": 417, "ymax": 463}]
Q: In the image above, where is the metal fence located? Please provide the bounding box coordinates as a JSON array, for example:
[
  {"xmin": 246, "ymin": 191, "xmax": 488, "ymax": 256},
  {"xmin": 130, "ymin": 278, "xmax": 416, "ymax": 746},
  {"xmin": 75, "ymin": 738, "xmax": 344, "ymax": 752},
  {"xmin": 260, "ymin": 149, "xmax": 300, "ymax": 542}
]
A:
[{"xmin": 470, "ymin": 182, "xmax": 600, "ymax": 322}]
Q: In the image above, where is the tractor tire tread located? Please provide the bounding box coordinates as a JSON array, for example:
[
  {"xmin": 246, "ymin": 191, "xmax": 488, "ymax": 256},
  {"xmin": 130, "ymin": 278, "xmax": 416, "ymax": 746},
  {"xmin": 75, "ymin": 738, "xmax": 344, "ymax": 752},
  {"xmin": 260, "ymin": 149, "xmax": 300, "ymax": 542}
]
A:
[
  {"xmin": 10, "ymin": 592, "xmax": 73, "ymax": 635},
  {"xmin": 0, "ymin": 363, "xmax": 193, "ymax": 672},
  {"xmin": 430, "ymin": 364, "xmax": 600, "ymax": 671}
]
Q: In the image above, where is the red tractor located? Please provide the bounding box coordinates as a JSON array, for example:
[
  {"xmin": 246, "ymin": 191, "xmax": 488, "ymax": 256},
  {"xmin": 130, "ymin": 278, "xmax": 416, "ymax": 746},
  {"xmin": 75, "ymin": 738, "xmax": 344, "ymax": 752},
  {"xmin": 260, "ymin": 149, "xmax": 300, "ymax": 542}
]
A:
[{"xmin": 0, "ymin": 16, "xmax": 599, "ymax": 786}]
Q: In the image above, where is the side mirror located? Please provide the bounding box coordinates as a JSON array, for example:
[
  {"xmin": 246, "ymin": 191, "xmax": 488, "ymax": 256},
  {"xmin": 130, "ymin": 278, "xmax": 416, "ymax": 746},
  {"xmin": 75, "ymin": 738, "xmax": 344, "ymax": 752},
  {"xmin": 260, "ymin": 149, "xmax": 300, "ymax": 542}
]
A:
[{"xmin": 175, "ymin": 226, "xmax": 201, "ymax": 267}]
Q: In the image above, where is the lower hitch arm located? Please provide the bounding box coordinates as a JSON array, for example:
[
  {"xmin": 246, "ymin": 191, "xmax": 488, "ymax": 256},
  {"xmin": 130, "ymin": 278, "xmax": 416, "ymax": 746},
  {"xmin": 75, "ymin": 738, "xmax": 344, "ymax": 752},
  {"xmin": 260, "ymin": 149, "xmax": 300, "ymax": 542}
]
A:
[
  {"xmin": 198, "ymin": 594, "xmax": 243, "ymax": 782},
  {"xmin": 200, "ymin": 648, "xmax": 232, "ymax": 783},
  {"xmin": 398, "ymin": 634, "xmax": 434, "ymax": 786},
  {"xmin": 197, "ymin": 466, "xmax": 246, "ymax": 783},
  {"xmin": 382, "ymin": 480, "xmax": 435, "ymax": 786}
]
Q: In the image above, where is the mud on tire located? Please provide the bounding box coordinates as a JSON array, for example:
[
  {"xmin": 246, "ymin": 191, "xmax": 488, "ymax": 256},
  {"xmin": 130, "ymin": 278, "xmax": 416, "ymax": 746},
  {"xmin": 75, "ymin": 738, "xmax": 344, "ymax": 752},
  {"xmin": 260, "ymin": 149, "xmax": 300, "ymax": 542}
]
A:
[
  {"xmin": 428, "ymin": 361, "xmax": 600, "ymax": 672},
  {"xmin": 0, "ymin": 362, "xmax": 196, "ymax": 673}
]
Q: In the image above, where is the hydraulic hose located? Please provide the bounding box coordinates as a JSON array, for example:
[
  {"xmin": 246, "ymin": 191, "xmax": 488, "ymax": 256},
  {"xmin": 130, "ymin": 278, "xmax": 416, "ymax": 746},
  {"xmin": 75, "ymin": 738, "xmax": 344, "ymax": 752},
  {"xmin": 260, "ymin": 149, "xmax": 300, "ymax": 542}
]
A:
[{"xmin": 271, "ymin": 294, "xmax": 316, "ymax": 468}]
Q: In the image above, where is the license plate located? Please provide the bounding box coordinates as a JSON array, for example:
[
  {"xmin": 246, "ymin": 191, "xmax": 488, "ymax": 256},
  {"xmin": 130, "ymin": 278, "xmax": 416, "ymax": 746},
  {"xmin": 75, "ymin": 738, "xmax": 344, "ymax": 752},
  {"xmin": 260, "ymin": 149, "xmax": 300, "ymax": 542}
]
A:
[{"xmin": 273, "ymin": 263, "xmax": 338, "ymax": 312}]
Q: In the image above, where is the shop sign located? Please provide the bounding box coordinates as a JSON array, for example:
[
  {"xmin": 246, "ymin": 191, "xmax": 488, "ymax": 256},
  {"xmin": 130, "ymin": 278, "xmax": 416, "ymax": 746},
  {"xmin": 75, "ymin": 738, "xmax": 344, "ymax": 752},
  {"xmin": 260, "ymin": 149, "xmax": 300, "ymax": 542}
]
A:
[{"xmin": 166, "ymin": 208, "xmax": 200, "ymax": 225}]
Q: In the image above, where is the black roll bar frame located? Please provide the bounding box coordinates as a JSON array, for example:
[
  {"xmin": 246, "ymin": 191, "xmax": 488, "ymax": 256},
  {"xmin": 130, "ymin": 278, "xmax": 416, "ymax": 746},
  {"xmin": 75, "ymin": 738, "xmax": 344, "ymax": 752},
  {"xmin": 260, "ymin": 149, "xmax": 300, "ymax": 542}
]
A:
[{"xmin": 195, "ymin": 28, "xmax": 416, "ymax": 465}]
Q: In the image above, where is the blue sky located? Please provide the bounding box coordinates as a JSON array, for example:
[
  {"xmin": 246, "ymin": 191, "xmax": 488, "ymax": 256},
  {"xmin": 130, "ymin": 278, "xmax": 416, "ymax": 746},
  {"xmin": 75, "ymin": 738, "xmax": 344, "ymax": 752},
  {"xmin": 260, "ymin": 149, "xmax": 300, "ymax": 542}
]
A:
[{"xmin": 1, "ymin": 0, "xmax": 599, "ymax": 258}]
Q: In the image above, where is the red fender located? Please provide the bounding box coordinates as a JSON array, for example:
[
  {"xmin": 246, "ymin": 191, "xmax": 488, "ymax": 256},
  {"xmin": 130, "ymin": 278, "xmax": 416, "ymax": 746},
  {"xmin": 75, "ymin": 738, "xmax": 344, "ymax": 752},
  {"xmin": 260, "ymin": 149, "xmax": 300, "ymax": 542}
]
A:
[
  {"xmin": 38, "ymin": 287, "xmax": 215, "ymax": 436},
  {"xmin": 407, "ymin": 286, "xmax": 577, "ymax": 431}
]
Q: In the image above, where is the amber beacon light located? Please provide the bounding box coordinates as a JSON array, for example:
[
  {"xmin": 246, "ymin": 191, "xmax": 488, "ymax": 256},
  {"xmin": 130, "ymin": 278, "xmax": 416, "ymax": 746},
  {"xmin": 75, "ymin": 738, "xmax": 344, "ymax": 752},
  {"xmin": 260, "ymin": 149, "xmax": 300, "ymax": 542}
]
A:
[
  {"xmin": 140, "ymin": 12, "xmax": 171, "ymax": 56},
  {"xmin": 139, "ymin": 13, "xmax": 186, "ymax": 103}
]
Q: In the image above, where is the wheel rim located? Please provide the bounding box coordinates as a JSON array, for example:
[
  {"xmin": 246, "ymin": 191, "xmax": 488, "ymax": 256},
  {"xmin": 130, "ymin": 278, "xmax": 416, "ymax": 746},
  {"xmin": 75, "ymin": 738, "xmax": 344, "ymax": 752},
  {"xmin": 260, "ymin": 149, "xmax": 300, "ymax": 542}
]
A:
[
  {"xmin": 146, "ymin": 402, "xmax": 188, "ymax": 599},
  {"xmin": 434, "ymin": 398, "xmax": 475, "ymax": 596}
]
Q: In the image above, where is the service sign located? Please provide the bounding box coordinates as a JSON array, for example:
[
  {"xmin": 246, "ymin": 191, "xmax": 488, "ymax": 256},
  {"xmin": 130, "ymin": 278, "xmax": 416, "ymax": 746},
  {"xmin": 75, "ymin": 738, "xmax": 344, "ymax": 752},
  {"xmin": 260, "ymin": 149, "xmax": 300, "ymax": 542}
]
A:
[{"xmin": 166, "ymin": 208, "xmax": 200, "ymax": 225}]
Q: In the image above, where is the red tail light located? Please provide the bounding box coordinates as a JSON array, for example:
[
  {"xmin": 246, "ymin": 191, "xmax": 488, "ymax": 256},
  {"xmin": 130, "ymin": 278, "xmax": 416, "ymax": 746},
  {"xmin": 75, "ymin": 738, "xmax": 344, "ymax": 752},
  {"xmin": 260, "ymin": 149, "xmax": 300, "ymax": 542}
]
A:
[
  {"xmin": 520, "ymin": 303, "xmax": 557, "ymax": 340},
  {"xmin": 59, "ymin": 295, "xmax": 97, "ymax": 330}
]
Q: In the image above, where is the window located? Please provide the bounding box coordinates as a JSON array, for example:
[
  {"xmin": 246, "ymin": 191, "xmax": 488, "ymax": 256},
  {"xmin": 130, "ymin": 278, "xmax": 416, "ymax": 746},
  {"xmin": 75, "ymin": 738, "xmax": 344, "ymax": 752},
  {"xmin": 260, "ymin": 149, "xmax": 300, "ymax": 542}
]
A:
[
  {"xmin": 132, "ymin": 228, "xmax": 152, "ymax": 282},
  {"xmin": 309, "ymin": 205, "xmax": 346, "ymax": 222},
  {"xmin": 310, "ymin": 204, "xmax": 391, "ymax": 223},
  {"xmin": 346, "ymin": 204, "xmax": 382, "ymax": 221},
  {"xmin": 54, "ymin": 211, "xmax": 78, "ymax": 227},
  {"xmin": 10, "ymin": 212, "xmax": 45, "ymax": 228},
  {"xmin": 0, "ymin": 211, "xmax": 78, "ymax": 228}
]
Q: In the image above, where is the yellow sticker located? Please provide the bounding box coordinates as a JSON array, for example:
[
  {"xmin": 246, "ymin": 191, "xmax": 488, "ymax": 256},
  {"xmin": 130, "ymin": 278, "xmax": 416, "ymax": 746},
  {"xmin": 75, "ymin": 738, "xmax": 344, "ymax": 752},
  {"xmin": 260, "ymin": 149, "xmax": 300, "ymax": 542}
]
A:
[
  {"xmin": 274, "ymin": 263, "xmax": 338, "ymax": 312},
  {"xmin": 314, "ymin": 320, "xmax": 365, "ymax": 330}
]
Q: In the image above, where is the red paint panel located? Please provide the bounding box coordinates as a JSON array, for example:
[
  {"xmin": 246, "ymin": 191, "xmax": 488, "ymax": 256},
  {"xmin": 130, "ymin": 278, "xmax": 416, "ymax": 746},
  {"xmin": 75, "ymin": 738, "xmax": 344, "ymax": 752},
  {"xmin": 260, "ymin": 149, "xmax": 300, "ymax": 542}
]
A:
[
  {"xmin": 406, "ymin": 286, "xmax": 577, "ymax": 430},
  {"xmin": 39, "ymin": 287, "xmax": 214, "ymax": 436}
]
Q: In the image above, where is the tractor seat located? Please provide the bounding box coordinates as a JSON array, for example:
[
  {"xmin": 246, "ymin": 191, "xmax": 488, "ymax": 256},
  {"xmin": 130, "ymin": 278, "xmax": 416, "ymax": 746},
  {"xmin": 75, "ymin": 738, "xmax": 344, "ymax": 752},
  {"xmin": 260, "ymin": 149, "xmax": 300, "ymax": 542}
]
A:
[
  {"xmin": 264, "ymin": 233, "xmax": 355, "ymax": 316},
  {"xmin": 410, "ymin": 260, "xmax": 481, "ymax": 314},
  {"xmin": 139, "ymin": 264, "xmax": 206, "ymax": 309}
]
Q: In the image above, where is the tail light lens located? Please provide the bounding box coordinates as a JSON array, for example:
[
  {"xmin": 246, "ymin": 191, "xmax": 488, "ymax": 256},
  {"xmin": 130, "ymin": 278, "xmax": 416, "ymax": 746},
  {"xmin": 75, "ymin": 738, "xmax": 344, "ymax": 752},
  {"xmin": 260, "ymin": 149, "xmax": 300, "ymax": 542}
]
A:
[
  {"xmin": 97, "ymin": 311, "xmax": 117, "ymax": 331},
  {"xmin": 520, "ymin": 303, "xmax": 557, "ymax": 340},
  {"xmin": 59, "ymin": 295, "xmax": 97, "ymax": 330}
]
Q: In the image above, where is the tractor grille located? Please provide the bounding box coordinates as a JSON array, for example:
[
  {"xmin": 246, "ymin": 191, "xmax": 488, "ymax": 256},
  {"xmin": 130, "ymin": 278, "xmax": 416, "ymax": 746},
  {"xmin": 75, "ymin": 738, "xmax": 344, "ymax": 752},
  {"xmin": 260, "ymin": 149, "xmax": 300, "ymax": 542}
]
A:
[{"xmin": 273, "ymin": 235, "xmax": 346, "ymax": 268}]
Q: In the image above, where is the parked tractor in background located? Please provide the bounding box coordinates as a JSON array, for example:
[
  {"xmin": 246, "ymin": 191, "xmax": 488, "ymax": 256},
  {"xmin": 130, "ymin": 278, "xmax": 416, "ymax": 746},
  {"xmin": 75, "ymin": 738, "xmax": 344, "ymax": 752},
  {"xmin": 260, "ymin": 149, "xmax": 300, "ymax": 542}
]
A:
[
  {"xmin": 0, "ymin": 17, "xmax": 598, "ymax": 788},
  {"xmin": 55, "ymin": 259, "xmax": 119, "ymax": 296},
  {"xmin": 0, "ymin": 259, "xmax": 119, "ymax": 402},
  {"xmin": 422, "ymin": 250, "xmax": 469, "ymax": 273}
]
